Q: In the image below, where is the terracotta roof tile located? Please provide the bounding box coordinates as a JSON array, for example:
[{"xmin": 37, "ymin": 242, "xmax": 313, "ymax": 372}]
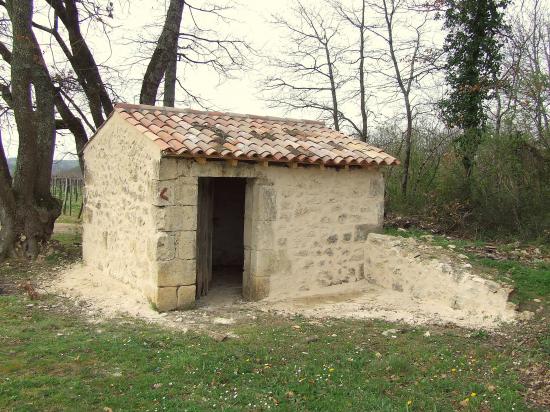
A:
[{"xmin": 112, "ymin": 103, "xmax": 399, "ymax": 167}]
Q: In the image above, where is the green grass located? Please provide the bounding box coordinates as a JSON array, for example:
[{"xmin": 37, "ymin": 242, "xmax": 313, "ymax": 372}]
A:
[
  {"xmin": 0, "ymin": 229, "xmax": 547, "ymax": 411},
  {"xmin": 0, "ymin": 295, "xmax": 535, "ymax": 411},
  {"xmin": 54, "ymin": 195, "xmax": 83, "ymax": 224},
  {"xmin": 475, "ymin": 259, "xmax": 550, "ymax": 304}
]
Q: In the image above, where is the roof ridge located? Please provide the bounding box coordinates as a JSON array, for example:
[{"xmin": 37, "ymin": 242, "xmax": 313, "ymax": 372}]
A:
[{"xmin": 114, "ymin": 102, "xmax": 326, "ymax": 126}]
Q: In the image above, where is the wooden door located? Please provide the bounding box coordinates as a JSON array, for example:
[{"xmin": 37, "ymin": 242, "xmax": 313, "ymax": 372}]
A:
[{"xmin": 196, "ymin": 178, "xmax": 214, "ymax": 298}]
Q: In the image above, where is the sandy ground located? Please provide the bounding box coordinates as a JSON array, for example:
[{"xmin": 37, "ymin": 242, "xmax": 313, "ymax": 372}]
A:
[{"xmin": 47, "ymin": 262, "xmax": 516, "ymax": 331}]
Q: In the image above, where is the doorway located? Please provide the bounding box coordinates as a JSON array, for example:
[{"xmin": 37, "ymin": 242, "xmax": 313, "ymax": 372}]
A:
[{"xmin": 196, "ymin": 177, "xmax": 247, "ymax": 299}]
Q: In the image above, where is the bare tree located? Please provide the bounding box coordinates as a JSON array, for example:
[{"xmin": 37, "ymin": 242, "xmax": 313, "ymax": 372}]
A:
[
  {"xmin": 498, "ymin": 0, "xmax": 550, "ymax": 145},
  {"xmin": 140, "ymin": 0, "xmax": 185, "ymax": 106},
  {"xmin": 140, "ymin": 1, "xmax": 251, "ymax": 107},
  {"xmin": 263, "ymin": 1, "xmax": 349, "ymax": 130},
  {"xmin": 334, "ymin": 0, "xmax": 370, "ymax": 140},
  {"xmin": 42, "ymin": 0, "xmax": 114, "ymax": 127},
  {"xmin": 366, "ymin": 0, "xmax": 436, "ymax": 195},
  {"xmin": 0, "ymin": 0, "xmax": 251, "ymax": 259}
]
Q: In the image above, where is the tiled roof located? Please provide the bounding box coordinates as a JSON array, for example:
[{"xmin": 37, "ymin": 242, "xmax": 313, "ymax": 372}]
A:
[{"xmin": 114, "ymin": 103, "xmax": 399, "ymax": 167}]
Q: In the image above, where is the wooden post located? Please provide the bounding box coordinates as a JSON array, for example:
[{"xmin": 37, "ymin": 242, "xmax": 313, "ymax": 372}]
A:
[
  {"xmin": 62, "ymin": 178, "xmax": 69, "ymax": 214},
  {"xmin": 68, "ymin": 179, "xmax": 73, "ymax": 215}
]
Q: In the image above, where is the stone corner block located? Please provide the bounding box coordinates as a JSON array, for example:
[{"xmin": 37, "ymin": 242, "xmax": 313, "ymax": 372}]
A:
[
  {"xmin": 154, "ymin": 205, "xmax": 197, "ymax": 231},
  {"xmin": 151, "ymin": 179, "xmax": 176, "ymax": 206},
  {"xmin": 244, "ymin": 220, "xmax": 274, "ymax": 250},
  {"xmin": 243, "ymin": 276, "xmax": 270, "ymax": 301},
  {"xmin": 246, "ymin": 183, "xmax": 277, "ymax": 222},
  {"xmin": 176, "ymin": 230, "xmax": 196, "ymax": 259},
  {"xmin": 82, "ymin": 205, "xmax": 93, "ymax": 224},
  {"xmin": 256, "ymin": 185, "xmax": 277, "ymax": 221},
  {"xmin": 155, "ymin": 286, "xmax": 178, "ymax": 312},
  {"xmin": 149, "ymin": 232, "xmax": 176, "ymax": 261},
  {"xmin": 177, "ymin": 285, "xmax": 196, "ymax": 309},
  {"xmin": 174, "ymin": 181, "xmax": 198, "ymax": 206},
  {"xmin": 157, "ymin": 259, "xmax": 196, "ymax": 287},
  {"xmin": 247, "ymin": 249, "xmax": 285, "ymax": 277},
  {"xmin": 354, "ymin": 223, "xmax": 380, "ymax": 242},
  {"xmin": 159, "ymin": 158, "xmax": 179, "ymax": 180}
]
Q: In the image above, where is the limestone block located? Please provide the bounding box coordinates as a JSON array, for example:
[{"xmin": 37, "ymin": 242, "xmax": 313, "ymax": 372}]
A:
[
  {"xmin": 150, "ymin": 232, "xmax": 176, "ymax": 261},
  {"xmin": 245, "ymin": 181, "xmax": 276, "ymax": 222},
  {"xmin": 157, "ymin": 259, "xmax": 196, "ymax": 286},
  {"xmin": 156, "ymin": 286, "xmax": 178, "ymax": 312},
  {"xmin": 256, "ymin": 185, "xmax": 277, "ymax": 221},
  {"xmin": 243, "ymin": 275, "xmax": 270, "ymax": 301},
  {"xmin": 243, "ymin": 220, "xmax": 274, "ymax": 250},
  {"xmin": 176, "ymin": 230, "xmax": 196, "ymax": 259},
  {"xmin": 174, "ymin": 181, "xmax": 198, "ymax": 206},
  {"xmin": 369, "ymin": 172, "xmax": 384, "ymax": 197},
  {"xmin": 151, "ymin": 179, "xmax": 176, "ymax": 206},
  {"xmin": 159, "ymin": 158, "xmax": 178, "ymax": 180},
  {"xmin": 246, "ymin": 249, "xmax": 272, "ymax": 277},
  {"xmin": 177, "ymin": 285, "xmax": 196, "ymax": 309},
  {"xmin": 177, "ymin": 159, "xmax": 192, "ymax": 177},
  {"xmin": 354, "ymin": 223, "xmax": 380, "ymax": 241},
  {"xmin": 154, "ymin": 205, "xmax": 197, "ymax": 231},
  {"xmin": 247, "ymin": 249, "xmax": 289, "ymax": 277},
  {"xmin": 243, "ymin": 247, "xmax": 252, "ymax": 278}
]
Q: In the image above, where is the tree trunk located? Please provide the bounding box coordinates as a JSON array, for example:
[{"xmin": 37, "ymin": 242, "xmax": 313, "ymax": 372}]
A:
[
  {"xmin": 358, "ymin": 0, "xmax": 368, "ymax": 141},
  {"xmin": 495, "ymin": 86, "xmax": 502, "ymax": 137},
  {"xmin": 1, "ymin": 0, "xmax": 61, "ymax": 259},
  {"xmin": 140, "ymin": 0, "xmax": 185, "ymax": 105},
  {"xmin": 382, "ymin": 0, "xmax": 415, "ymax": 196},
  {"xmin": 0, "ymin": 131, "xmax": 16, "ymax": 259},
  {"xmin": 163, "ymin": 45, "xmax": 178, "ymax": 107},
  {"xmin": 324, "ymin": 44, "xmax": 340, "ymax": 131},
  {"xmin": 54, "ymin": 91, "xmax": 88, "ymax": 172},
  {"xmin": 400, "ymin": 100, "xmax": 412, "ymax": 196},
  {"xmin": 45, "ymin": 0, "xmax": 114, "ymax": 127}
]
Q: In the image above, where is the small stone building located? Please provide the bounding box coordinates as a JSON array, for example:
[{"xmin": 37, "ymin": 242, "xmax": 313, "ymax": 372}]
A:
[{"xmin": 82, "ymin": 103, "xmax": 399, "ymax": 311}]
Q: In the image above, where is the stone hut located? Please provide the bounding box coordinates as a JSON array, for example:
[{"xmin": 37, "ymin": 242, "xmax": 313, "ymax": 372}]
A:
[{"xmin": 82, "ymin": 103, "xmax": 399, "ymax": 311}]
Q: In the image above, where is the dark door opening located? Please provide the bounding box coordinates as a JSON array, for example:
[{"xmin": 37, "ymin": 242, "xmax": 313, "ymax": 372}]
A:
[{"xmin": 196, "ymin": 177, "xmax": 246, "ymax": 298}]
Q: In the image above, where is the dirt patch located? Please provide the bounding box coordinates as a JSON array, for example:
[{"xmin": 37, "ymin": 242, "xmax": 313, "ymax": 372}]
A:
[
  {"xmin": 48, "ymin": 258, "xmax": 519, "ymax": 331},
  {"xmin": 520, "ymin": 362, "xmax": 550, "ymax": 408},
  {"xmin": 45, "ymin": 263, "xmax": 259, "ymax": 332},
  {"xmin": 258, "ymin": 281, "xmax": 514, "ymax": 330}
]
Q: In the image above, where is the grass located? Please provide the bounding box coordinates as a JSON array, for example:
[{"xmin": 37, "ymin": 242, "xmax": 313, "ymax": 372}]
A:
[
  {"xmin": 0, "ymin": 296, "xmax": 534, "ymax": 411},
  {"xmin": 0, "ymin": 230, "xmax": 548, "ymax": 411},
  {"xmin": 54, "ymin": 195, "xmax": 83, "ymax": 224},
  {"xmin": 477, "ymin": 259, "xmax": 550, "ymax": 304}
]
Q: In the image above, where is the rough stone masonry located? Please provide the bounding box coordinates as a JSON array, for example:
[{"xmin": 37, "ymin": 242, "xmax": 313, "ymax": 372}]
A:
[{"xmin": 83, "ymin": 114, "xmax": 385, "ymax": 311}]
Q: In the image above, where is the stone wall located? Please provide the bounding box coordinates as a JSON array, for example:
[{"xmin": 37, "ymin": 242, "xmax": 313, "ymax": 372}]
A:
[
  {"xmin": 82, "ymin": 114, "xmax": 161, "ymax": 304},
  {"xmin": 364, "ymin": 234, "xmax": 516, "ymax": 322},
  {"xmin": 84, "ymin": 121, "xmax": 385, "ymax": 312},
  {"xmin": 155, "ymin": 158, "xmax": 385, "ymax": 306}
]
